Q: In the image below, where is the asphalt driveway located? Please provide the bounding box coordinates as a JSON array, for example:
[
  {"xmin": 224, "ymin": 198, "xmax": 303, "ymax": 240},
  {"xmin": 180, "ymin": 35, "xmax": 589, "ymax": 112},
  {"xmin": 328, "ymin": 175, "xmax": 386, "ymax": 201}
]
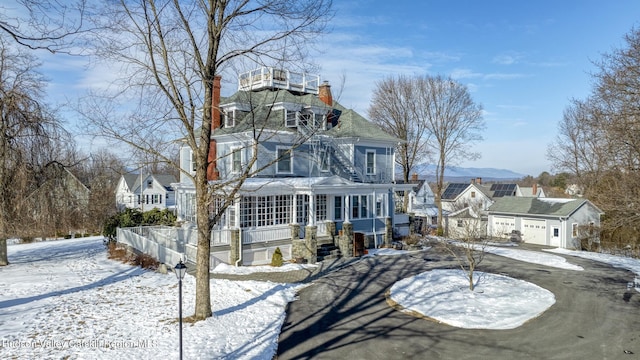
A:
[{"xmin": 277, "ymin": 246, "xmax": 640, "ymax": 359}]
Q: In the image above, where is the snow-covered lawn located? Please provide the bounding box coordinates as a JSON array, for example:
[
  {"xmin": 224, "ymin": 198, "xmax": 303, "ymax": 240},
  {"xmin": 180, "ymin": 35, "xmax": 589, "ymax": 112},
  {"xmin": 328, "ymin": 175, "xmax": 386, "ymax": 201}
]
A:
[
  {"xmin": 2, "ymin": 236, "xmax": 640, "ymax": 358},
  {"xmin": 0, "ymin": 237, "xmax": 304, "ymax": 359},
  {"xmin": 389, "ymin": 269, "xmax": 556, "ymax": 329},
  {"xmin": 373, "ymin": 241, "xmax": 640, "ymax": 329}
]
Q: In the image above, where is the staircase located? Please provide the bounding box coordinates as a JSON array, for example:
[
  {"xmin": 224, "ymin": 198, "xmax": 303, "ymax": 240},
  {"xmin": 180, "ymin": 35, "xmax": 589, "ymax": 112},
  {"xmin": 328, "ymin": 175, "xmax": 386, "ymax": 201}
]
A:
[
  {"xmin": 316, "ymin": 236, "xmax": 342, "ymax": 261},
  {"xmin": 297, "ymin": 115, "xmax": 366, "ymax": 183}
]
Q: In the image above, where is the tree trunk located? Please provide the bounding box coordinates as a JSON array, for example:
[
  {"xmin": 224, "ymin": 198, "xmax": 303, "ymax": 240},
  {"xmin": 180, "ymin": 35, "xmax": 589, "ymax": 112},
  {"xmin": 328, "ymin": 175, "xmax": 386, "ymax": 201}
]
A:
[
  {"xmin": 0, "ymin": 238, "xmax": 7, "ymax": 266},
  {"xmin": 194, "ymin": 166, "xmax": 212, "ymax": 320}
]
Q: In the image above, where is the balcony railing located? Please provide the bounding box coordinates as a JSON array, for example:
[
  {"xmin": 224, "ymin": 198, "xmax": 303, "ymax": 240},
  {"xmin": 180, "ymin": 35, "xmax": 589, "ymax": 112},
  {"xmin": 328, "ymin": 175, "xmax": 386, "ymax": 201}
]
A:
[{"xmin": 238, "ymin": 67, "xmax": 320, "ymax": 94}]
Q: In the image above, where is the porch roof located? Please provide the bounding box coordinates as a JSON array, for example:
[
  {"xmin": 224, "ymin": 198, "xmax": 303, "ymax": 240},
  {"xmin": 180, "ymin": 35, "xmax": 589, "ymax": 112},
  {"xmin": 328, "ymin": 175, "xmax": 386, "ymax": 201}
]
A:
[{"xmin": 223, "ymin": 175, "xmax": 400, "ymax": 194}]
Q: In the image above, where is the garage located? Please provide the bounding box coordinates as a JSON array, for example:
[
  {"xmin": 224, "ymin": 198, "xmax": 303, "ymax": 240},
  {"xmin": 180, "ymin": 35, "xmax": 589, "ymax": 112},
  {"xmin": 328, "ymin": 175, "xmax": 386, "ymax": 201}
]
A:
[
  {"xmin": 491, "ymin": 216, "xmax": 515, "ymax": 237},
  {"xmin": 522, "ymin": 219, "xmax": 547, "ymax": 245}
]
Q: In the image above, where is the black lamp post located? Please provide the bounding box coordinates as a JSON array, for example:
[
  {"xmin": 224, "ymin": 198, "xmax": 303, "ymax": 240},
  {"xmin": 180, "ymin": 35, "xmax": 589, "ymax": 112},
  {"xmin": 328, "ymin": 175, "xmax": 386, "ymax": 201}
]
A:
[{"xmin": 174, "ymin": 260, "xmax": 187, "ymax": 360}]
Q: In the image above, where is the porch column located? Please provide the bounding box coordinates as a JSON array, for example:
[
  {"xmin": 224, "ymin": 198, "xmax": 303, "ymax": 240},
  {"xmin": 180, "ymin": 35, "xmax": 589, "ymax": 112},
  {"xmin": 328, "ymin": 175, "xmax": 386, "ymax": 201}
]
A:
[
  {"xmin": 344, "ymin": 195, "xmax": 350, "ymax": 223},
  {"xmin": 308, "ymin": 193, "xmax": 316, "ymax": 226},
  {"xmin": 384, "ymin": 216, "xmax": 393, "ymax": 246},
  {"xmin": 292, "ymin": 194, "xmax": 298, "ymax": 224}
]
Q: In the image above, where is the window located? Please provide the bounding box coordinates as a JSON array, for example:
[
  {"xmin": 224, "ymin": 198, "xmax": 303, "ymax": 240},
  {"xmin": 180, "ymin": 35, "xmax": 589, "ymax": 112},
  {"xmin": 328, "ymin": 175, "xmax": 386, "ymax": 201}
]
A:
[
  {"xmin": 190, "ymin": 151, "xmax": 196, "ymax": 172},
  {"xmin": 572, "ymin": 223, "xmax": 578, "ymax": 237},
  {"xmin": 471, "ymin": 191, "xmax": 476, "ymax": 198},
  {"xmin": 320, "ymin": 149, "xmax": 330, "ymax": 172},
  {"xmin": 296, "ymin": 194, "xmax": 308, "ymax": 225},
  {"xmin": 277, "ymin": 147, "xmax": 292, "ymax": 174},
  {"xmin": 360, "ymin": 195, "xmax": 368, "ymax": 219},
  {"xmin": 366, "ymin": 150, "xmax": 376, "ymax": 175},
  {"xmin": 316, "ymin": 195, "xmax": 327, "ymax": 221},
  {"xmin": 275, "ymin": 195, "xmax": 292, "ymax": 225},
  {"xmin": 457, "ymin": 219, "xmax": 463, "ymax": 227},
  {"xmin": 225, "ymin": 110, "xmax": 235, "ymax": 128},
  {"xmin": 240, "ymin": 196, "xmax": 256, "ymax": 228},
  {"xmin": 257, "ymin": 196, "xmax": 273, "ymax": 227},
  {"xmin": 334, "ymin": 196, "xmax": 343, "ymax": 220},
  {"xmin": 375, "ymin": 194, "xmax": 385, "ymax": 217},
  {"xmin": 351, "ymin": 196, "xmax": 359, "ymax": 219},
  {"xmin": 231, "ymin": 148, "xmax": 242, "ymax": 173},
  {"xmin": 285, "ymin": 109, "xmax": 297, "ymax": 127},
  {"xmin": 147, "ymin": 180, "xmax": 153, "ymax": 188},
  {"xmin": 298, "ymin": 111, "xmax": 313, "ymax": 127},
  {"xmin": 553, "ymin": 228, "xmax": 559, "ymax": 237}
]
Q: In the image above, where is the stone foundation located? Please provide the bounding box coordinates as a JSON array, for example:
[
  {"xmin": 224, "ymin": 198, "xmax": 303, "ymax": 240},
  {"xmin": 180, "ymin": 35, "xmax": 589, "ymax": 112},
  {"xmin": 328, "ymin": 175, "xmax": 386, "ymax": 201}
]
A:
[{"xmin": 338, "ymin": 222, "xmax": 354, "ymax": 258}]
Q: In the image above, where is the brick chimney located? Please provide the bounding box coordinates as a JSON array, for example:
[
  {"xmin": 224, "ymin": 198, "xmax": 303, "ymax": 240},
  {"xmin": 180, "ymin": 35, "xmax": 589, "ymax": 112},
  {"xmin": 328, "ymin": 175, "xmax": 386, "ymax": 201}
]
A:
[
  {"xmin": 533, "ymin": 183, "xmax": 538, "ymax": 196},
  {"xmin": 207, "ymin": 75, "xmax": 222, "ymax": 181},
  {"xmin": 411, "ymin": 173, "xmax": 418, "ymax": 182},
  {"xmin": 476, "ymin": 177, "xmax": 482, "ymax": 184},
  {"xmin": 318, "ymin": 81, "xmax": 332, "ymax": 106}
]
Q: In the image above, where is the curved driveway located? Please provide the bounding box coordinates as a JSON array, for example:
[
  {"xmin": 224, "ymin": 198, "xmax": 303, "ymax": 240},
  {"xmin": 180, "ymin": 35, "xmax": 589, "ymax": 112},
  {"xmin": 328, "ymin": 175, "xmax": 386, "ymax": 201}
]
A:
[{"xmin": 277, "ymin": 247, "xmax": 640, "ymax": 359}]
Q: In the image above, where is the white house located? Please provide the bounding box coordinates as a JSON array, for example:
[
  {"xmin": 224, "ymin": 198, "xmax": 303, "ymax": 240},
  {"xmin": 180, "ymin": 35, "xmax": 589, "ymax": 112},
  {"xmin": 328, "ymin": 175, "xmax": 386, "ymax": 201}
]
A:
[
  {"xmin": 171, "ymin": 67, "xmax": 414, "ymax": 266},
  {"xmin": 440, "ymin": 180, "xmax": 548, "ymax": 240},
  {"xmin": 487, "ymin": 197, "xmax": 604, "ymax": 248},
  {"xmin": 115, "ymin": 174, "xmax": 177, "ymax": 211}
]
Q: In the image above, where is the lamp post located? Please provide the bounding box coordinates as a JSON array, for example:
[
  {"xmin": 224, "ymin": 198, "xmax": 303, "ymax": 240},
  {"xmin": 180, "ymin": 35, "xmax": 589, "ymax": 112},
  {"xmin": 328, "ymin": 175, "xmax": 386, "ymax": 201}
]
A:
[{"xmin": 174, "ymin": 260, "xmax": 187, "ymax": 360}]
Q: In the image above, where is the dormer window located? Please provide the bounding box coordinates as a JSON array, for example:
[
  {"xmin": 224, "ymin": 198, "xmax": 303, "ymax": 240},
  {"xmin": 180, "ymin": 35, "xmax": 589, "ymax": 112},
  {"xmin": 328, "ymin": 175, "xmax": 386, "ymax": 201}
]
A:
[{"xmin": 224, "ymin": 110, "xmax": 236, "ymax": 128}]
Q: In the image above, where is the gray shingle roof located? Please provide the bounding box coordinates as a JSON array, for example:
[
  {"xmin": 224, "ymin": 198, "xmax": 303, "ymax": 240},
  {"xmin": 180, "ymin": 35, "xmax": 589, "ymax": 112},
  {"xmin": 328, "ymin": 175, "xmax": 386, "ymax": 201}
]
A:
[
  {"xmin": 488, "ymin": 197, "xmax": 598, "ymax": 217},
  {"xmin": 215, "ymin": 89, "xmax": 401, "ymax": 143}
]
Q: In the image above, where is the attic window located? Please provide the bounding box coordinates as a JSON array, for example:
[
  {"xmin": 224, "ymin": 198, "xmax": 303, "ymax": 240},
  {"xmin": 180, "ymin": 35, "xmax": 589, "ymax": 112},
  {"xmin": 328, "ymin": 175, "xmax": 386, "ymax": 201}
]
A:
[
  {"xmin": 285, "ymin": 109, "xmax": 297, "ymax": 127},
  {"xmin": 224, "ymin": 110, "xmax": 236, "ymax": 127},
  {"xmin": 471, "ymin": 191, "xmax": 476, "ymax": 198},
  {"xmin": 147, "ymin": 180, "xmax": 153, "ymax": 188}
]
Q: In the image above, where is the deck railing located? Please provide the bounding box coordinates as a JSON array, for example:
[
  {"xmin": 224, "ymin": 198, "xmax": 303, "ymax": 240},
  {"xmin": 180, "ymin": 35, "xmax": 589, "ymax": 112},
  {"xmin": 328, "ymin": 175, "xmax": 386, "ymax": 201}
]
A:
[{"xmin": 238, "ymin": 67, "xmax": 320, "ymax": 94}]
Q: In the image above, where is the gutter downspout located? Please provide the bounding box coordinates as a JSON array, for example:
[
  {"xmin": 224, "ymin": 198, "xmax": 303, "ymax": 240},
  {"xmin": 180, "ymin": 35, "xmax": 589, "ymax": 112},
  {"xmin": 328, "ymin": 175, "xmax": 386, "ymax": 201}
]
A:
[
  {"xmin": 235, "ymin": 227, "xmax": 243, "ymax": 267},
  {"xmin": 372, "ymin": 190, "xmax": 377, "ymax": 248}
]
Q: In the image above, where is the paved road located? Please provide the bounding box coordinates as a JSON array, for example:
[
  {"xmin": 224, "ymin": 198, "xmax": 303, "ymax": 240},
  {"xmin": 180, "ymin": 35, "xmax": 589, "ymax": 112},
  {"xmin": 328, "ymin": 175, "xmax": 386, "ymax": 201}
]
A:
[{"xmin": 276, "ymin": 247, "xmax": 640, "ymax": 359}]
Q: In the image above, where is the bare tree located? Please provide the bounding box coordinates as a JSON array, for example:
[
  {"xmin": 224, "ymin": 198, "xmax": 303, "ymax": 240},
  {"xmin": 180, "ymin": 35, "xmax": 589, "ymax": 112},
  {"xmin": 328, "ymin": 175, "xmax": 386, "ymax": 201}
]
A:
[
  {"xmin": 548, "ymin": 27, "xmax": 640, "ymax": 250},
  {"xmin": 418, "ymin": 75, "xmax": 485, "ymax": 233},
  {"xmin": 0, "ymin": 37, "xmax": 70, "ymax": 265},
  {"xmin": 368, "ymin": 75, "xmax": 432, "ymax": 182},
  {"xmin": 441, "ymin": 208, "xmax": 487, "ymax": 291},
  {"xmin": 78, "ymin": 0, "xmax": 332, "ymax": 320},
  {"xmin": 0, "ymin": 0, "xmax": 89, "ymax": 53}
]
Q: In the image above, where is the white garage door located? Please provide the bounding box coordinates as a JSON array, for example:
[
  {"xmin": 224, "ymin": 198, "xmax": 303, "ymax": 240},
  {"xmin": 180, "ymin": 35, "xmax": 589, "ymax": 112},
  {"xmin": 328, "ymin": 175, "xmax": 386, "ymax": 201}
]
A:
[
  {"xmin": 522, "ymin": 219, "xmax": 547, "ymax": 245},
  {"xmin": 491, "ymin": 216, "xmax": 515, "ymax": 237}
]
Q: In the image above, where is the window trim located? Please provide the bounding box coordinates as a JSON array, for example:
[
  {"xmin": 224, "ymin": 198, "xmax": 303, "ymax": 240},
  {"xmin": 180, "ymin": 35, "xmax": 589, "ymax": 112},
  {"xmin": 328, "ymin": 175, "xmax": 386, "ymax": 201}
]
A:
[
  {"xmin": 224, "ymin": 110, "xmax": 235, "ymax": 128},
  {"xmin": 276, "ymin": 146, "xmax": 293, "ymax": 174},
  {"xmin": 231, "ymin": 146, "xmax": 242, "ymax": 173},
  {"xmin": 366, "ymin": 150, "xmax": 376, "ymax": 175}
]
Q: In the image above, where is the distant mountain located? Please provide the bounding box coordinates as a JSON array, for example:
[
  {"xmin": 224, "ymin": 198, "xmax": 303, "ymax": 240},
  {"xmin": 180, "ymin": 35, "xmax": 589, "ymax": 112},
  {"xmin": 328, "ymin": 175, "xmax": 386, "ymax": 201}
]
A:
[{"xmin": 407, "ymin": 164, "xmax": 526, "ymax": 182}]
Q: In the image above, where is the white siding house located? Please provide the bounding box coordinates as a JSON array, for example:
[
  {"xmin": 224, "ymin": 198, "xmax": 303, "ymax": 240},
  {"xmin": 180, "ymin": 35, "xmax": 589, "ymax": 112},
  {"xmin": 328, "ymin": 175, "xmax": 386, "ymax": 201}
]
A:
[
  {"xmin": 115, "ymin": 174, "xmax": 177, "ymax": 211},
  {"xmin": 487, "ymin": 197, "xmax": 604, "ymax": 249}
]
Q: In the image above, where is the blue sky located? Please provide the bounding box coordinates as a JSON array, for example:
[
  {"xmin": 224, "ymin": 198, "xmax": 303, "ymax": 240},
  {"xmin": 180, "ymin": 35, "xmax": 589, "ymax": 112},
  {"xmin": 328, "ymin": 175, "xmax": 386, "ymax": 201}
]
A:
[{"xmin": 36, "ymin": 1, "xmax": 640, "ymax": 176}]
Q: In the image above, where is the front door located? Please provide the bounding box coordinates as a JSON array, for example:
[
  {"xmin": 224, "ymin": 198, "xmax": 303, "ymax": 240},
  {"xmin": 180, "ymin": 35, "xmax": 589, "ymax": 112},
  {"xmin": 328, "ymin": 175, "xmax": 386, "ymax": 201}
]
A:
[
  {"xmin": 550, "ymin": 226, "xmax": 560, "ymax": 247},
  {"xmin": 296, "ymin": 194, "xmax": 309, "ymax": 238}
]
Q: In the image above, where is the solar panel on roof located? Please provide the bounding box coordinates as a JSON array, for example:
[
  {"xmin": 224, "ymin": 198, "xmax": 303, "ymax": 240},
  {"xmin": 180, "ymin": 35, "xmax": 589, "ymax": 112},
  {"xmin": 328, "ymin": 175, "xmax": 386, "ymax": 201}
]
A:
[
  {"xmin": 442, "ymin": 183, "xmax": 468, "ymax": 200},
  {"xmin": 491, "ymin": 183, "xmax": 516, "ymax": 197}
]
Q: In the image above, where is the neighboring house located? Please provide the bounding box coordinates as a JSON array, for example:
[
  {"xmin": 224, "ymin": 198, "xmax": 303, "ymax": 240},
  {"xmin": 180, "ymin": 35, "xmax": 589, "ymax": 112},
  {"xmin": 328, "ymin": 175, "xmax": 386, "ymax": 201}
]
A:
[
  {"xmin": 446, "ymin": 206, "xmax": 487, "ymax": 240},
  {"xmin": 487, "ymin": 197, "xmax": 604, "ymax": 248},
  {"xmin": 440, "ymin": 179, "xmax": 547, "ymax": 240},
  {"xmin": 172, "ymin": 67, "xmax": 413, "ymax": 266},
  {"xmin": 401, "ymin": 174, "xmax": 440, "ymax": 234},
  {"xmin": 115, "ymin": 173, "xmax": 177, "ymax": 211}
]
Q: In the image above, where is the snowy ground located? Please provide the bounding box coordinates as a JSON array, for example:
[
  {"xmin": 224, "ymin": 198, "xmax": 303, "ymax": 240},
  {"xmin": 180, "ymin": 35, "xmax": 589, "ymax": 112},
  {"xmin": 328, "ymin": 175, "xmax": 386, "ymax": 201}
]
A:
[
  {"xmin": 2, "ymin": 237, "xmax": 640, "ymax": 358},
  {"xmin": 375, "ymin": 242, "xmax": 640, "ymax": 330},
  {"xmin": 0, "ymin": 237, "xmax": 305, "ymax": 359}
]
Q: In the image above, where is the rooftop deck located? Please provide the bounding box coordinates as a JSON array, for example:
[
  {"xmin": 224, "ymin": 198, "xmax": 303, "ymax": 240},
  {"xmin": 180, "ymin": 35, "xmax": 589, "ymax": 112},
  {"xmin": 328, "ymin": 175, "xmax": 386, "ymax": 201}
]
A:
[{"xmin": 238, "ymin": 67, "xmax": 320, "ymax": 94}]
